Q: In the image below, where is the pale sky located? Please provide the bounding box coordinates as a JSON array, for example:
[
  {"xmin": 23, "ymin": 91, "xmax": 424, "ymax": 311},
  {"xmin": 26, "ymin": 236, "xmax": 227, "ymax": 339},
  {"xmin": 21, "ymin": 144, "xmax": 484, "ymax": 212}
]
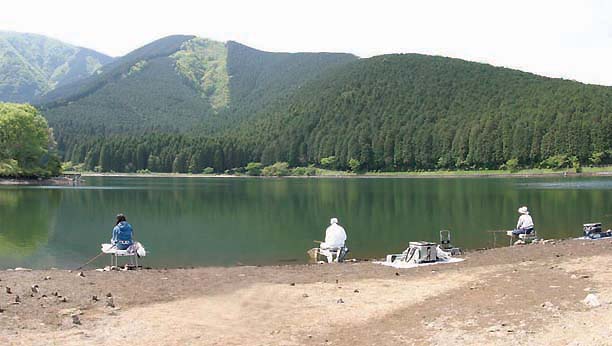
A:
[{"xmin": 2, "ymin": 0, "xmax": 612, "ymax": 85}]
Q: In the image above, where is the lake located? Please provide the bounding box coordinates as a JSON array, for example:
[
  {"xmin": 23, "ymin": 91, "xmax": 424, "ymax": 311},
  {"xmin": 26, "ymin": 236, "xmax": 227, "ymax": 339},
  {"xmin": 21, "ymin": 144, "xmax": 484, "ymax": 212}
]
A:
[{"xmin": 1, "ymin": 176, "xmax": 611, "ymax": 269}]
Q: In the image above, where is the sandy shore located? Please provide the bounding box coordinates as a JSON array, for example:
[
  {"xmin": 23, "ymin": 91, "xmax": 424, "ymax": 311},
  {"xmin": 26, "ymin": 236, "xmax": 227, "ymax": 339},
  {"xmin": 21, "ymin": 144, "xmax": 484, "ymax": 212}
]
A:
[{"xmin": 2, "ymin": 239, "xmax": 612, "ymax": 345}]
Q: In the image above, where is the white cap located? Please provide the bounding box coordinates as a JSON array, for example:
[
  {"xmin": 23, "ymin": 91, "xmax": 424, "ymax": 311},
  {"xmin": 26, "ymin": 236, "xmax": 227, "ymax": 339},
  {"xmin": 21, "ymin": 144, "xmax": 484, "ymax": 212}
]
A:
[
  {"xmin": 330, "ymin": 218, "xmax": 338, "ymax": 224},
  {"xmin": 518, "ymin": 206, "xmax": 529, "ymax": 214}
]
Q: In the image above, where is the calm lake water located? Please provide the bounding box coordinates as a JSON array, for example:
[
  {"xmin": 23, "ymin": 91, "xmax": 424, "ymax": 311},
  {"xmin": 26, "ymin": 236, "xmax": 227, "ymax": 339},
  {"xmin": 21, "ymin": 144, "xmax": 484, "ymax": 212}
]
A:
[{"xmin": 1, "ymin": 176, "xmax": 611, "ymax": 269}]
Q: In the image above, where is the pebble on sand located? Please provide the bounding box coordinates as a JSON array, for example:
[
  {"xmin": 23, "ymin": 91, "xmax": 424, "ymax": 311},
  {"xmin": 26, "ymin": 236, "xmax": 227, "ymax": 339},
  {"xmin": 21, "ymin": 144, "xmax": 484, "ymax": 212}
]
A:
[
  {"xmin": 583, "ymin": 294, "xmax": 601, "ymax": 308},
  {"xmin": 106, "ymin": 297, "xmax": 115, "ymax": 308}
]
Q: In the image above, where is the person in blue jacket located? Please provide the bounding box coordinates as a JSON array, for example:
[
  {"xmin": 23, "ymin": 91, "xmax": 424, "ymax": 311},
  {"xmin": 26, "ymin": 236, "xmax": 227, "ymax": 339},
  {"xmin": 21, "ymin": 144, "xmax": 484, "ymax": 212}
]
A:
[{"xmin": 111, "ymin": 213, "xmax": 134, "ymax": 250}]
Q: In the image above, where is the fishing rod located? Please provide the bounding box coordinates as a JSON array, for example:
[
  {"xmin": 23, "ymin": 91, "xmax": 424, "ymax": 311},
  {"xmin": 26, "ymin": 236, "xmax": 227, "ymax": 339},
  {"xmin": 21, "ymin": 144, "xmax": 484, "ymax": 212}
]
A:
[{"xmin": 75, "ymin": 245, "xmax": 115, "ymax": 270}]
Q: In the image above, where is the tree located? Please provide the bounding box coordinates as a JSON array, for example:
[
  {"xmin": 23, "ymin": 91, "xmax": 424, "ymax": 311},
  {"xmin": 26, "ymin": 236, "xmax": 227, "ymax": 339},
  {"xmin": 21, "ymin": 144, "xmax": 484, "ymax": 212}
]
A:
[
  {"xmin": 99, "ymin": 145, "xmax": 112, "ymax": 172},
  {"xmin": 188, "ymin": 153, "xmax": 202, "ymax": 173},
  {"xmin": 262, "ymin": 162, "xmax": 290, "ymax": 176},
  {"xmin": 320, "ymin": 156, "xmax": 337, "ymax": 169},
  {"xmin": 0, "ymin": 103, "xmax": 61, "ymax": 177},
  {"xmin": 147, "ymin": 155, "xmax": 161, "ymax": 172},
  {"xmin": 172, "ymin": 153, "xmax": 188, "ymax": 173},
  {"xmin": 136, "ymin": 144, "xmax": 148, "ymax": 170},
  {"xmin": 503, "ymin": 158, "xmax": 519, "ymax": 173},
  {"xmin": 348, "ymin": 158, "xmax": 361, "ymax": 173},
  {"xmin": 245, "ymin": 162, "xmax": 263, "ymax": 176}
]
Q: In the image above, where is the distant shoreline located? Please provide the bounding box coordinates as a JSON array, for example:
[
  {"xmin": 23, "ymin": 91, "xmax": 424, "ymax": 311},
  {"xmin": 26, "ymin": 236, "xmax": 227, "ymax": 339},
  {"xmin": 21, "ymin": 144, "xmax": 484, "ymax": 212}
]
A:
[
  {"xmin": 80, "ymin": 169, "xmax": 612, "ymax": 179},
  {"xmin": 2, "ymin": 169, "xmax": 611, "ymax": 185}
]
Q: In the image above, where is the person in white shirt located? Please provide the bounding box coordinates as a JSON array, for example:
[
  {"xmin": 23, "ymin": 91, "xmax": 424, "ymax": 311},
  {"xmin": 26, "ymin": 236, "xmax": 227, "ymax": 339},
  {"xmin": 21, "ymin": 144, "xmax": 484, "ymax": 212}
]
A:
[
  {"xmin": 512, "ymin": 206, "xmax": 535, "ymax": 235},
  {"xmin": 320, "ymin": 218, "xmax": 347, "ymax": 262}
]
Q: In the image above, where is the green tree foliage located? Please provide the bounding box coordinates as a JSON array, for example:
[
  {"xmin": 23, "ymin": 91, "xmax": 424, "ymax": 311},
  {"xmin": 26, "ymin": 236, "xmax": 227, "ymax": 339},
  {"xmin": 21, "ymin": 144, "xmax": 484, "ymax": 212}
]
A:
[
  {"xmin": 261, "ymin": 162, "xmax": 290, "ymax": 176},
  {"xmin": 41, "ymin": 37, "xmax": 356, "ymax": 141},
  {"xmin": 0, "ymin": 102, "xmax": 61, "ymax": 177},
  {"xmin": 245, "ymin": 162, "xmax": 262, "ymax": 176},
  {"xmin": 539, "ymin": 154, "xmax": 572, "ymax": 170},
  {"xmin": 291, "ymin": 165, "xmax": 318, "ymax": 176},
  {"xmin": 172, "ymin": 38, "xmax": 229, "ymax": 109},
  {"xmin": 172, "ymin": 152, "xmax": 188, "ymax": 173},
  {"xmin": 235, "ymin": 54, "xmax": 612, "ymax": 171},
  {"xmin": 502, "ymin": 158, "xmax": 519, "ymax": 173},
  {"xmin": 348, "ymin": 159, "xmax": 361, "ymax": 173},
  {"xmin": 320, "ymin": 156, "xmax": 337, "ymax": 169},
  {"xmin": 41, "ymin": 50, "xmax": 612, "ymax": 173}
]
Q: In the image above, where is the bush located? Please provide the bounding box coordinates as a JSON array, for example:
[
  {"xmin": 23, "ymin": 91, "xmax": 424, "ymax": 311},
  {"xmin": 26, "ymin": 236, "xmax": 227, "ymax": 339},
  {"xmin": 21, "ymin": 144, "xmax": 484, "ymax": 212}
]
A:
[
  {"xmin": 540, "ymin": 154, "xmax": 571, "ymax": 170},
  {"xmin": 262, "ymin": 162, "xmax": 290, "ymax": 176},
  {"xmin": 202, "ymin": 167, "xmax": 214, "ymax": 174},
  {"xmin": 571, "ymin": 156, "xmax": 582, "ymax": 173},
  {"xmin": 348, "ymin": 158, "xmax": 361, "ymax": 173},
  {"xmin": 61, "ymin": 161, "xmax": 74, "ymax": 172},
  {"xmin": 320, "ymin": 156, "xmax": 337, "ymax": 169},
  {"xmin": 291, "ymin": 165, "xmax": 318, "ymax": 176},
  {"xmin": 72, "ymin": 163, "xmax": 85, "ymax": 172},
  {"xmin": 136, "ymin": 169, "xmax": 151, "ymax": 174},
  {"xmin": 0, "ymin": 159, "xmax": 21, "ymax": 177},
  {"xmin": 245, "ymin": 162, "xmax": 263, "ymax": 176},
  {"xmin": 502, "ymin": 158, "xmax": 519, "ymax": 173}
]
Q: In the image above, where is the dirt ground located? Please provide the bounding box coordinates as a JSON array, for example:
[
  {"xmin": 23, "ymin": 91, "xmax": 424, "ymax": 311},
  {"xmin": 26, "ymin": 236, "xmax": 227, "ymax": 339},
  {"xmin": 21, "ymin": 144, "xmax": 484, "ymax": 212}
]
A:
[{"xmin": 1, "ymin": 239, "xmax": 612, "ymax": 346}]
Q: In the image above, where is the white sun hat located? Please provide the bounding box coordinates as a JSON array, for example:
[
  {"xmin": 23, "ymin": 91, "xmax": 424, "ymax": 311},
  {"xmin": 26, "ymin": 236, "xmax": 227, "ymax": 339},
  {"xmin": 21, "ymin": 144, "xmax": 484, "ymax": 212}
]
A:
[
  {"xmin": 330, "ymin": 218, "xmax": 339, "ymax": 224},
  {"xmin": 518, "ymin": 206, "xmax": 529, "ymax": 214}
]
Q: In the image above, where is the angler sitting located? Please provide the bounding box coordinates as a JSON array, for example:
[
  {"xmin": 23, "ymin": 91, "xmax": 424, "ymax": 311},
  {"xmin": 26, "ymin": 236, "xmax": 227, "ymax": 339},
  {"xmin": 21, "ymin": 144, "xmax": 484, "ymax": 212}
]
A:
[
  {"xmin": 512, "ymin": 206, "xmax": 535, "ymax": 235},
  {"xmin": 319, "ymin": 218, "xmax": 348, "ymax": 263},
  {"xmin": 111, "ymin": 213, "xmax": 134, "ymax": 250}
]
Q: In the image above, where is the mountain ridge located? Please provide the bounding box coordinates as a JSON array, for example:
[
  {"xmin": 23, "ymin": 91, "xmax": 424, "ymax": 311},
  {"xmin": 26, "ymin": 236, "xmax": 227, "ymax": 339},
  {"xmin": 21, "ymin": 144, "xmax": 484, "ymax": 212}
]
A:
[
  {"xmin": 40, "ymin": 35, "xmax": 358, "ymax": 138},
  {"xmin": 0, "ymin": 31, "xmax": 113, "ymax": 102},
  {"xmin": 2, "ymin": 31, "xmax": 610, "ymax": 172}
]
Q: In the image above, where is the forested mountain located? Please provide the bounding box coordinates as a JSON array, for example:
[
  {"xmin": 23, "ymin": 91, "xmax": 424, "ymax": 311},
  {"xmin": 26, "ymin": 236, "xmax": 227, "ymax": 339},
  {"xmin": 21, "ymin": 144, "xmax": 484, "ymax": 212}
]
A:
[
  {"xmin": 26, "ymin": 35, "xmax": 611, "ymax": 173},
  {"xmin": 0, "ymin": 31, "xmax": 112, "ymax": 102},
  {"xmin": 238, "ymin": 54, "xmax": 612, "ymax": 171},
  {"xmin": 40, "ymin": 36, "xmax": 357, "ymax": 140}
]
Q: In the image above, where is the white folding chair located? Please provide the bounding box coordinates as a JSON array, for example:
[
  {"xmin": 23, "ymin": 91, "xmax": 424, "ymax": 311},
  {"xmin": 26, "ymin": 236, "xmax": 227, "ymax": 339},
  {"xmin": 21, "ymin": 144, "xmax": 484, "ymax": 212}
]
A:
[{"xmin": 101, "ymin": 244, "xmax": 139, "ymax": 269}]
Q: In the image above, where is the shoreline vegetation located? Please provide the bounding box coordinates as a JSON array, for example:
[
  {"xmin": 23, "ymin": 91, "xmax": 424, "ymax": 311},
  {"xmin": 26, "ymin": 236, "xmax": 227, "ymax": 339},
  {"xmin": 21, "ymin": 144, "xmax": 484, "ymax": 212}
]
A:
[
  {"xmin": 81, "ymin": 166, "xmax": 612, "ymax": 179},
  {"xmin": 1, "ymin": 165, "xmax": 612, "ymax": 185}
]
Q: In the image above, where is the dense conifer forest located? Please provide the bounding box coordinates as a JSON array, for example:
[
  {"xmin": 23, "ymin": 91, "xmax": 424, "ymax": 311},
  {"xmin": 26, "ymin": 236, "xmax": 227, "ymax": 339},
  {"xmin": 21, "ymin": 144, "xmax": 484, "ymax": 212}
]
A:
[{"xmin": 55, "ymin": 54, "xmax": 612, "ymax": 174}]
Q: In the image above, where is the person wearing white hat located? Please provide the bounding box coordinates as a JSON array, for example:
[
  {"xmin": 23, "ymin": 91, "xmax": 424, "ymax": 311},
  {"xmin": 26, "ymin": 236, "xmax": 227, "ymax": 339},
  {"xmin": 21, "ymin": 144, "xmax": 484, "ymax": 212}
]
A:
[
  {"xmin": 319, "ymin": 217, "xmax": 347, "ymax": 262},
  {"xmin": 512, "ymin": 206, "xmax": 535, "ymax": 235}
]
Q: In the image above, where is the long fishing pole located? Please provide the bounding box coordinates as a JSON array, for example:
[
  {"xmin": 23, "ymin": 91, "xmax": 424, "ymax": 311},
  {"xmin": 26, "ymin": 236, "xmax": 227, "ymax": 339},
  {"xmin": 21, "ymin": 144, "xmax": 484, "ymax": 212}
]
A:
[{"xmin": 75, "ymin": 245, "xmax": 115, "ymax": 270}]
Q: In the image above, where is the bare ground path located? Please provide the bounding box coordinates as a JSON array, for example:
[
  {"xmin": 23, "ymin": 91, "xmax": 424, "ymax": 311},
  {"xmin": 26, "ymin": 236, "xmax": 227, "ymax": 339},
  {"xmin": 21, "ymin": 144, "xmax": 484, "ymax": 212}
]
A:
[{"xmin": 1, "ymin": 239, "xmax": 611, "ymax": 345}]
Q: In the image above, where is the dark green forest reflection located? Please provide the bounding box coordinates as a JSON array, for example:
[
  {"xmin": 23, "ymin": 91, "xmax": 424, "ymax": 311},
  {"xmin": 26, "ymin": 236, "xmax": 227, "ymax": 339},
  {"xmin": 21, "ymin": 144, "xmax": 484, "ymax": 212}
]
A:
[
  {"xmin": 0, "ymin": 188, "xmax": 61, "ymax": 261},
  {"xmin": 1, "ymin": 177, "xmax": 611, "ymax": 268}
]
